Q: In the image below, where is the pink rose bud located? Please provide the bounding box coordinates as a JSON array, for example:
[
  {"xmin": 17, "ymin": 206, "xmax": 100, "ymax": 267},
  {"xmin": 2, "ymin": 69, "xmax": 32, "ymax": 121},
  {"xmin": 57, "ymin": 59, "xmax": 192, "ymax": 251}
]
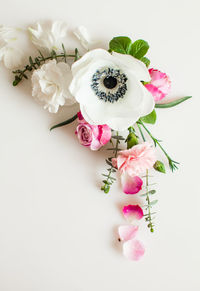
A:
[
  {"xmin": 145, "ymin": 68, "xmax": 171, "ymax": 102},
  {"xmin": 76, "ymin": 111, "xmax": 111, "ymax": 151}
]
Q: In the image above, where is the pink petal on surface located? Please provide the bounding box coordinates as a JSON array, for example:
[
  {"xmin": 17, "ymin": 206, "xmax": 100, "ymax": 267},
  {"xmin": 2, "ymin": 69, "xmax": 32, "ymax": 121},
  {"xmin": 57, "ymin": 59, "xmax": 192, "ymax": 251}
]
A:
[
  {"xmin": 123, "ymin": 205, "xmax": 143, "ymax": 223},
  {"xmin": 123, "ymin": 239, "xmax": 145, "ymax": 261},
  {"xmin": 118, "ymin": 225, "xmax": 138, "ymax": 241},
  {"xmin": 121, "ymin": 172, "xmax": 143, "ymax": 194}
]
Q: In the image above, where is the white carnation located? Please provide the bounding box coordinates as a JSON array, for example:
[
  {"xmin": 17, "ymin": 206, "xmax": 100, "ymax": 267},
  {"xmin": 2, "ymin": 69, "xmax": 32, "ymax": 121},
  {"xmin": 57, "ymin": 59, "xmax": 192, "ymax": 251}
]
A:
[{"xmin": 31, "ymin": 60, "xmax": 76, "ymax": 113}]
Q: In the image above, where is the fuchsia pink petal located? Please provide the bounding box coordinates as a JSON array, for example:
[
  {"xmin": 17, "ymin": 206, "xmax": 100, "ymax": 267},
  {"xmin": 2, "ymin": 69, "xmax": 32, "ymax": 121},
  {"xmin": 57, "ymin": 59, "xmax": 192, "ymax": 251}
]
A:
[
  {"xmin": 145, "ymin": 68, "xmax": 171, "ymax": 102},
  {"xmin": 118, "ymin": 225, "xmax": 138, "ymax": 241},
  {"xmin": 123, "ymin": 205, "xmax": 144, "ymax": 223},
  {"xmin": 123, "ymin": 239, "xmax": 145, "ymax": 261},
  {"xmin": 121, "ymin": 172, "xmax": 143, "ymax": 194}
]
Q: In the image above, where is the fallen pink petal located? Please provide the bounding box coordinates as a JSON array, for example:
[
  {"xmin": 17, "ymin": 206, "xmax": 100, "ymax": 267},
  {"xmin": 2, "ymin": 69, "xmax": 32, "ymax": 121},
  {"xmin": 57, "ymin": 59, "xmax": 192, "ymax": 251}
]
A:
[
  {"xmin": 118, "ymin": 225, "xmax": 138, "ymax": 241},
  {"xmin": 123, "ymin": 205, "xmax": 144, "ymax": 223},
  {"xmin": 123, "ymin": 239, "xmax": 145, "ymax": 261},
  {"xmin": 121, "ymin": 172, "xmax": 143, "ymax": 194}
]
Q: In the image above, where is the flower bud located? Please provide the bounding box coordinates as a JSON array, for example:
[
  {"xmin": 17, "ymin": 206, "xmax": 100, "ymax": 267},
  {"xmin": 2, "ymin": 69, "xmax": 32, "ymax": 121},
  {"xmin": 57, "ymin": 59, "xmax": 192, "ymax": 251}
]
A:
[
  {"xmin": 153, "ymin": 160, "xmax": 166, "ymax": 173},
  {"xmin": 126, "ymin": 132, "xmax": 138, "ymax": 149}
]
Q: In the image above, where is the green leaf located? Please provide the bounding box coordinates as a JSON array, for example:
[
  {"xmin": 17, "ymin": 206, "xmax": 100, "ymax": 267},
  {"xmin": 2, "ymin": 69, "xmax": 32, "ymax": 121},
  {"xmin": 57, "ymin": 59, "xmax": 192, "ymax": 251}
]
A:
[
  {"xmin": 140, "ymin": 109, "xmax": 157, "ymax": 124},
  {"xmin": 50, "ymin": 113, "xmax": 78, "ymax": 131},
  {"xmin": 129, "ymin": 39, "xmax": 149, "ymax": 59},
  {"xmin": 109, "ymin": 36, "xmax": 132, "ymax": 54},
  {"xmin": 155, "ymin": 96, "xmax": 192, "ymax": 108},
  {"xmin": 141, "ymin": 56, "xmax": 150, "ymax": 67},
  {"xmin": 150, "ymin": 200, "xmax": 158, "ymax": 206}
]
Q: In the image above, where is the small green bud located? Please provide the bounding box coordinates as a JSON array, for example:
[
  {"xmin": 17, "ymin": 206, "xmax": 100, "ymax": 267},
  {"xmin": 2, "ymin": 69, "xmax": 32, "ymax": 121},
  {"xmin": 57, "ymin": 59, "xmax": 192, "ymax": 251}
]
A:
[
  {"xmin": 153, "ymin": 160, "xmax": 166, "ymax": 173},
  {"xmin": 126, "ymin": 132, "xmax": 138, "ymax": 149},
  {"xmin": 101, "ymin": 184, "xmax": 110, "ymax": 193}
]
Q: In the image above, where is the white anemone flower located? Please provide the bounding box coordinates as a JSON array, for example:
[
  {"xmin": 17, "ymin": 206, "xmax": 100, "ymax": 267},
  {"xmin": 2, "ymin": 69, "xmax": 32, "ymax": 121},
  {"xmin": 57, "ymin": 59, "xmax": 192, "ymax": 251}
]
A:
[
  {"xmin": 0, "ymin": 26, "xmax": 24, "ymax": 69},
  {"xmin": 31, "ymin": 60, "xmax": 76, "ymax": 113},
  {"xmin": 74, "ymin": 26, "xmax": 96, "ymax": 50},
  {"xmin": 28, "ymin": 21, "xmax": 68, "ymax": 52},
  {"xmin": 69, "ymin": 49, "xmax": 155, "ymax": 131}
]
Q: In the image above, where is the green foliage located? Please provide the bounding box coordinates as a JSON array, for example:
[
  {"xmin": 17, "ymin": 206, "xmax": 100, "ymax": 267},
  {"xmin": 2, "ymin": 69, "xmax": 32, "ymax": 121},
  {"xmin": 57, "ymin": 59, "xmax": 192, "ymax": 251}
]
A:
[
  {"xmin": 137, "ymin": 120, "xmax": 179, "ymax": 172},
  {"xmin": 140, "ymin": 109, "xmax": 157, "ymax": 124},
  {"xmin": 129, "ymin": 39, "xmax": 149, "ymax": 59},
  {"xmin": 109, "ymin": 37, "xmax": 150, "ymax": 64},
  {"xmin": 155, "ymin": 96, "xmax": 192, "ymax": 108},
  {"xmin": 50, "ymin": 113, "xmax": 78, "ymax": 131},
  {"xmin": 109, "ymin": 36, "xmax": 132, "ymax": 54},
  {"xmin": 12, "ymin": 45, "xmax": 79, "ymax": 86},
  {"xmin": 140, "ymin": 56, "xmax": 150, "ymax": 67},
  {"xmin": 101, "ymin": 132, "xmax": 122, "ymax": 194}
]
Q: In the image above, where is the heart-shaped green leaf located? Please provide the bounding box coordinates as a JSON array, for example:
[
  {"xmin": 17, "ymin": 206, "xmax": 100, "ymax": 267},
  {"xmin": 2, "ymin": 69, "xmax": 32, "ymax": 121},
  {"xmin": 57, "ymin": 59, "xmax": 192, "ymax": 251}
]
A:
[
  {"xmin": 109, "ymin": 37, "xmax": 132, "ymax": 54},
  {"xmin": 129, "ymin": 39, "xmax": 149, "ymax": 59}
]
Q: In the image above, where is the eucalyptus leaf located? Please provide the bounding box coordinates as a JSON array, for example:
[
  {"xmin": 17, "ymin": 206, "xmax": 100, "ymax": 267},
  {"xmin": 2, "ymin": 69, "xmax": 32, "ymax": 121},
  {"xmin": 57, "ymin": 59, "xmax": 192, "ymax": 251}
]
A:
[
  {"xmin": 150, "ymin": 200, "xmax": 158, "ymax": 206},
  {"xmin": 140, "ymin": 109, "xmax": 157, "ymax": 124},
  {"xmin": 109, "ymin": 36, "xmax": 132, "ymax": 54},
  {"xmin": 129, "ymin": 39, "xmax": 149, "ymax": 59},
  {"xmin": 155, "ymin": 96, "xmax": 192, "ymax": 108}
]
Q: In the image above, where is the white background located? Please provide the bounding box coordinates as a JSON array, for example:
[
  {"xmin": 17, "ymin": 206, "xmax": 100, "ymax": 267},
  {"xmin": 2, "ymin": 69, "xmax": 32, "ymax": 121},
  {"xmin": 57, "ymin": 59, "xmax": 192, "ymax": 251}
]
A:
[{"xmin": 0, "ymin": 0, "xmax": 200, "ymax": 290}]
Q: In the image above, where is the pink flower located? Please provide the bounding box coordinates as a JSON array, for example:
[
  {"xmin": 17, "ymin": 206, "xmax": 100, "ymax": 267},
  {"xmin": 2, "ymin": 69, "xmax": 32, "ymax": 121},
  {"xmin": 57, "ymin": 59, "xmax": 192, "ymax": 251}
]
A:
[
  {"xmin": 76, "ymin": 111, "xmax": 111, "ymax": 150},
  {"xmin": 145, "ymin": 68, "xmax": 171, "ymax": 102},
  {"xmin": 123, "ymin": 205, "xmax": 144, "ymax": 224},
  {"xmin": 112, "ymin": 142, "xmax": 156, "ymax": 194}
]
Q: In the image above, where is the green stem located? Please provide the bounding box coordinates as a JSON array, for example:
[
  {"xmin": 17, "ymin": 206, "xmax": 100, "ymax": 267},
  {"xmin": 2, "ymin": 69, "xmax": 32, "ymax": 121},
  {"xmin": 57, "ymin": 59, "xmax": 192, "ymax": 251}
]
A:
[{"xmin": 137, "ymin": 120, "xmax": 179, "ymax": 171}]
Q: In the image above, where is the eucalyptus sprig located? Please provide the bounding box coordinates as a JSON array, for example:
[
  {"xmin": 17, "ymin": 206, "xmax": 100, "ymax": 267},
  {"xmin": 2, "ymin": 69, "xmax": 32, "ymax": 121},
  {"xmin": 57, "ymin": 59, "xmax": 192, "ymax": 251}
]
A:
[
  {"xmin": 101, "ymin": 132, "xmax": 124, "ymax": 194},
  {"xmin": 12, "ymin": 45, "xmax": 80, "ymax": 86},
  {"xmin": 142, "ymin": 170, "xmax": 157, "ymax": 232}
]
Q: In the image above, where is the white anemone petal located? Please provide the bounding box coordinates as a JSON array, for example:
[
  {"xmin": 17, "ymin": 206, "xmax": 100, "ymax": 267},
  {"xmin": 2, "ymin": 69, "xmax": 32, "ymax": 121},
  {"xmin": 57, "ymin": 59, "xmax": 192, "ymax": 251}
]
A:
[{"xmin": 112, "ymin": 52, "xmax": 151, "ymax": 82}]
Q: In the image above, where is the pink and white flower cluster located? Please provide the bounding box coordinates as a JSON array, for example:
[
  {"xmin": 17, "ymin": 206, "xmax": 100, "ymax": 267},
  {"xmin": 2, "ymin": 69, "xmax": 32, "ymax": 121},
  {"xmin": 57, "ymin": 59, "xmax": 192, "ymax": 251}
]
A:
[
  {"xmin": 75, "ymin": 111, "xmax": 111, "ymax": 151},
  {"xmin": 112, "ymin": 142, "xmax": 156, "ymax": 194}
]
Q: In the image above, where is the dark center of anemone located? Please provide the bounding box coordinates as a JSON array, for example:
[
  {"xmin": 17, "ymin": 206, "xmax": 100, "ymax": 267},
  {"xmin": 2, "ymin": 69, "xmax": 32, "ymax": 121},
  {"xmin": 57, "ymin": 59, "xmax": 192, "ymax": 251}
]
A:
[{"xmin": 103, "ymin": 76, "xmax": 117, "ymax": 89}]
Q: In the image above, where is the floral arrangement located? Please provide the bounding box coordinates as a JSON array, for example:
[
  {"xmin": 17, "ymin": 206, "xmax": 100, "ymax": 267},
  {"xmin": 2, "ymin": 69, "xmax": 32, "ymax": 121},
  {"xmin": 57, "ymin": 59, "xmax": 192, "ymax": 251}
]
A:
[{"xmin": 0, "ymin": 21, "xmax": 191, "ymax": 261}]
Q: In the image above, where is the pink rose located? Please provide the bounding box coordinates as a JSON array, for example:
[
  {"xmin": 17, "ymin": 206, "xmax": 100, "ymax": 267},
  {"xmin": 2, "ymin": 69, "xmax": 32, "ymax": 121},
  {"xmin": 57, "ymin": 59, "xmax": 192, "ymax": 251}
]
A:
[
  {"xmin": 145, "ymin": 68, "xmax": 171, "ymax": 102},
  {"xmin": 76, "ymin": 111, "xmax": 111, "ymax": 150},
  {"xmin": 112, "ymin": 142, "xmax": 156, "ymax": 194}
]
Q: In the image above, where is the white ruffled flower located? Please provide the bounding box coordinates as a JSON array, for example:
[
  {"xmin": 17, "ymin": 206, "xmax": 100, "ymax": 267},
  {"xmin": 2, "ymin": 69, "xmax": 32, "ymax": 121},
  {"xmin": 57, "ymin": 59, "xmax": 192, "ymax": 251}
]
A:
[
  {"xmin": 69, "ymin": 49, "xmax": 155, "ymax": 131},
  {"xmin": 31, "ymin": 60, "xmax": 75, "ymax": 113},
  {"xmin": 74, "ymin": 26, "xmax": 96, "ymax": 50},
  {"xmin": 0, "ymin": 26, "xmax": 24, "ymax": 69},
  {"xmin": 28, "ymin": 21, "xmax": 68, "ymax": 52}
]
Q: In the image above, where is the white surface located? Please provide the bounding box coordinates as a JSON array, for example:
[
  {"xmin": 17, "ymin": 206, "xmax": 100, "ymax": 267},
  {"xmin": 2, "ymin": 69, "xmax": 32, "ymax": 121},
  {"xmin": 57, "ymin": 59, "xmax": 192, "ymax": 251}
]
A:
[{"xmin": 0, "ymin": 0, "xmax": 200, "ymax": 290}]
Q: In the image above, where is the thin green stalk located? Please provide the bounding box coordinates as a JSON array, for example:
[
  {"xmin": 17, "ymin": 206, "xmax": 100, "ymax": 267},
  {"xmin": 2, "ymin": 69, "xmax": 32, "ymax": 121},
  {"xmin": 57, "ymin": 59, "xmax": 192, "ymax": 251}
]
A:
[{"xmin": 137, "ymin": 120, "xmax": 179, "ymax": 171}]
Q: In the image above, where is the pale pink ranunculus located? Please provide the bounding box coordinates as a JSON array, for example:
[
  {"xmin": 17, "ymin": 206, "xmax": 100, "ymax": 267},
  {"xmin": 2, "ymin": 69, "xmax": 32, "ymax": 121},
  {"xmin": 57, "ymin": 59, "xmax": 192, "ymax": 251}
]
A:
[
  {"xmin": 75, "ymin": 111, "xmax": 111, "ymax": 151},
  {"xmin": 112, "ymin": 142, "xmax": 156, "ymax": 194},
  {"xmin": 145, "ymin": 68, "xmax": 171, "ymax": 102}
]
